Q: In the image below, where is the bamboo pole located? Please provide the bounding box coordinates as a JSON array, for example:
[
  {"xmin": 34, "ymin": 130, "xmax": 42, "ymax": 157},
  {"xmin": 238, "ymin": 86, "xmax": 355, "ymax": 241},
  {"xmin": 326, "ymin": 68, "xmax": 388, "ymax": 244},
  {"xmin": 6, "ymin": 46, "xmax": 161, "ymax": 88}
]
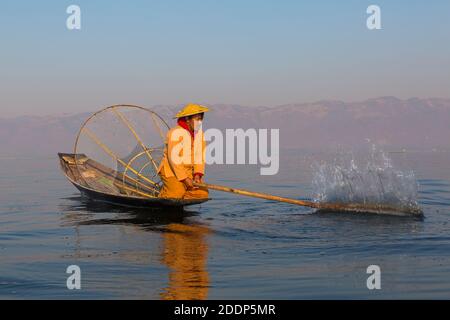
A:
[
  {"xmin": 120, "ymin": 150, "xmax": 157, "ymax": 193},
  {"xmin": 119, "ymin": 169, "xmax": 159, "ymax": 195},
  {"xmin": 113, "ymin": 182, "xmax": 155, "ymax": 198},
  {"xmin": 194, "ymin": 182, "xmax": 320, "ymax": 208}
]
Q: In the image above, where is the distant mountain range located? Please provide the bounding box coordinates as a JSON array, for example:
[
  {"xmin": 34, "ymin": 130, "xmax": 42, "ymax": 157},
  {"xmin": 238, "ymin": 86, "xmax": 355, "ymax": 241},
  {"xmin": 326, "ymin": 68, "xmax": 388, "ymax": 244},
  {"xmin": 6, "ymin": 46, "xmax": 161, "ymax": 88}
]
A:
[{"xmin": 1, "ymin": 97, "xmax": 450, "ymax": 157}]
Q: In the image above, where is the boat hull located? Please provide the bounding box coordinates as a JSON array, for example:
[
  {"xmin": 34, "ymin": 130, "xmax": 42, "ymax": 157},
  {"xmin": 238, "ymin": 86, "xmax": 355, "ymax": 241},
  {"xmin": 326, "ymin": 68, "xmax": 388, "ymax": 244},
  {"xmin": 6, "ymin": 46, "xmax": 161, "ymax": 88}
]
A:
[{"xmin": 58, "ymin": 153, "xmax": 209, "ymax": 209}]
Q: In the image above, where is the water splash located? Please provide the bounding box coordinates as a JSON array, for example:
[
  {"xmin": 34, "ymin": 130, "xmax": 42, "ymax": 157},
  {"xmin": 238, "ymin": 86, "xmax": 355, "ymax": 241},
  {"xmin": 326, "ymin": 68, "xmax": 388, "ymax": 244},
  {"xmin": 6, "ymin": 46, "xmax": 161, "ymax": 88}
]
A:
[{"xmin": 312, "ymin": 146, "xmax": 421, "ymax": 214}]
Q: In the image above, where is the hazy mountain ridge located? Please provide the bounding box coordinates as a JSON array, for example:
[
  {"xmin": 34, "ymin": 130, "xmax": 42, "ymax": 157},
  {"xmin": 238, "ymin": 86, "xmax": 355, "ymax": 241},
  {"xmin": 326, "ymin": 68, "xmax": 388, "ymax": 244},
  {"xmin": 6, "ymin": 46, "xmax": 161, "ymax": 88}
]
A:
[{"xmin": 1, "ymin": 97, "xmax": 450, "ymax": 157}]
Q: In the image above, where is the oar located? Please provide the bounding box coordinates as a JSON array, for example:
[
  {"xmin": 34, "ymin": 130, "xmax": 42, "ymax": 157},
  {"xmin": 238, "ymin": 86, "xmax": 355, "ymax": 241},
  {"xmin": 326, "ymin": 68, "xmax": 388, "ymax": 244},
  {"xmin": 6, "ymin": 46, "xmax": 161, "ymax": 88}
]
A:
[
  {"xmin": 194, "ymin": 182, "xmax": 320, "ymax": 208},
  {"xmin": 194, "ymin": 182, "xmax": 423, "ymax": 216}
]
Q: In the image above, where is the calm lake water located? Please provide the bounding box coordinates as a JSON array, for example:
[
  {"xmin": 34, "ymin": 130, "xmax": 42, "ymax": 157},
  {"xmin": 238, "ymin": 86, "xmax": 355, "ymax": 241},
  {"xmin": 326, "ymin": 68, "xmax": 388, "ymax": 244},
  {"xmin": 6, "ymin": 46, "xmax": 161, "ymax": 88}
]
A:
[{"xmin": 1, "ymin": 150, "xmax": 450, "ymax": 299}]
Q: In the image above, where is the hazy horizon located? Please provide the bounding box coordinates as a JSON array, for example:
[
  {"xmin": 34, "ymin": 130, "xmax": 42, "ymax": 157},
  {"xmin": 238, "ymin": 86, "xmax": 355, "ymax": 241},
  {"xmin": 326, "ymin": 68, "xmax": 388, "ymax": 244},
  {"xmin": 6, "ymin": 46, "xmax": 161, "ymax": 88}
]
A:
[
  {"xmin": 2, "ymin": 97, "xmax": 450, "ymax": 158},
  {"xmin": 1, "ymin": 95, "xmax": 450, "ymax": 119}
]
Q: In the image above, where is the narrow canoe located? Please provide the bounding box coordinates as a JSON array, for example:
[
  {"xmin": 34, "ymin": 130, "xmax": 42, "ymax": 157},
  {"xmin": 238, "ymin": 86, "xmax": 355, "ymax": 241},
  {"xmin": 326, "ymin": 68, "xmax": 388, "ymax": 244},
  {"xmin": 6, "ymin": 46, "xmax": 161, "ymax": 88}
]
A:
[{"xmin": 58, "ymin": 153, "xmax": 209, "ymax": 208}]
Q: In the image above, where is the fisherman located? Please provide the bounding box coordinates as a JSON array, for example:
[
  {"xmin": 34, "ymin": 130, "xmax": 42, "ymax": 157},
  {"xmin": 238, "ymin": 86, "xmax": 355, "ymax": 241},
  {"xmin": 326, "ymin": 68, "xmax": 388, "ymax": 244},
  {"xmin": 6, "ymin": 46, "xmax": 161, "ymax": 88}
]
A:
[{"xmin": 158, "ymin": 103, "xmax": 209, "ymax": 199}]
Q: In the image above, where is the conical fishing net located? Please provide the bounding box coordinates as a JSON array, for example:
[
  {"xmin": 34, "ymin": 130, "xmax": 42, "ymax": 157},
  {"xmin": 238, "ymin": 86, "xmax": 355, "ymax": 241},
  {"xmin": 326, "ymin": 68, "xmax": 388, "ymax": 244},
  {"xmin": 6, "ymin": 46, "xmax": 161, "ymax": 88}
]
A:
[{"xmin": 74, "ymin": 105, "xmax": 169, "ymax": 198}]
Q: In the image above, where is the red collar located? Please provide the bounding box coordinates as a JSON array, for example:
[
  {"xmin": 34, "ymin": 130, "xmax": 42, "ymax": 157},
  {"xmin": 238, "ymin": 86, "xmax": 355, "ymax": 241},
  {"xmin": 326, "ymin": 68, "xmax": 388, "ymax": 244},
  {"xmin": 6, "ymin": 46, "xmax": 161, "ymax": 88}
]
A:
[{"xmin": 177, "ymin": 118, "xmax": 194, "ymax": 138}]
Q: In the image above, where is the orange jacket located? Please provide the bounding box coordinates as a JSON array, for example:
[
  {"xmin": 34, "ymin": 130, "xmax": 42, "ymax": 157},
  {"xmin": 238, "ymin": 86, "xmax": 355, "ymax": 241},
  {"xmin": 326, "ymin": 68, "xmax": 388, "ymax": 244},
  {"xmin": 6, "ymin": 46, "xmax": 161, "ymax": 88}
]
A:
[{"xmin": 158, "ymin": 125, "xmax": 206, "ymax": 181}]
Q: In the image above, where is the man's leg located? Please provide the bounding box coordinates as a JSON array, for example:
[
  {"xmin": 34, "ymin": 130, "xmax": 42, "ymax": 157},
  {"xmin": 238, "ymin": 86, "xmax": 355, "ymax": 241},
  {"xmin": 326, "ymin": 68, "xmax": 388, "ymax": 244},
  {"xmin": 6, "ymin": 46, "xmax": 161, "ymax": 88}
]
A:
[
  {"xmin": 184, "ymin": 186, "xmax": 209, "ymax": 200},
  {"xmin": 158, "ymin": 173, "xmax": 186, "ymax": 199}
]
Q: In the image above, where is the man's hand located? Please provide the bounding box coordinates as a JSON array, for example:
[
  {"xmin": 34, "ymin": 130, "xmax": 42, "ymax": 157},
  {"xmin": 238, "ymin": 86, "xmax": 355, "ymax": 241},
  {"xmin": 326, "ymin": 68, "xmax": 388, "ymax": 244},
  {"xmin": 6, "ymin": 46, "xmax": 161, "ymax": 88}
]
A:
[
  {"xmin": 183, "ymin": 177, "xmax": 197, "ymax": 190},
  {"xmin": 194, "ymin": 174, "xmax": 203, "ymax": 184}
]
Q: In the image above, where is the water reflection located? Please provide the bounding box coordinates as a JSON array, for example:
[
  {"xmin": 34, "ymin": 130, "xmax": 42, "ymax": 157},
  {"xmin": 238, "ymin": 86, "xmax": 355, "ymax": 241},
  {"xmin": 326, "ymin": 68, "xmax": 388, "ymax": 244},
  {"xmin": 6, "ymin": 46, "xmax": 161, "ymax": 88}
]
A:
[
  {"xmin": 59, "ymin": 196, "xmax": 211, "ymax": 300},
  {"xmin": 160, "ymin": 223, "xmax": 211, "ymax": 300}
]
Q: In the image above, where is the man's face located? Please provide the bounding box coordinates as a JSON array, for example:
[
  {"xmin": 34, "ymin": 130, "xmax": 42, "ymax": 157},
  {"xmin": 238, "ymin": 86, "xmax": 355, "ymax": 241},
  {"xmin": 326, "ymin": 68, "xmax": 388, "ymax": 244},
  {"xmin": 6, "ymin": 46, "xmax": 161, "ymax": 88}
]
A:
[{"xmin": 187, "ymin": 114, "xmax": 204, "ymax": 131}]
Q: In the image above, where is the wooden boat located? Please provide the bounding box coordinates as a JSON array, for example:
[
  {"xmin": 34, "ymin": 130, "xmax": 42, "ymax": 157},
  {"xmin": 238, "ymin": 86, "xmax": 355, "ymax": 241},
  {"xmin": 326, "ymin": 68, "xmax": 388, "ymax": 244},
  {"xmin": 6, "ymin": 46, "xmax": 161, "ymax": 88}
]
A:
[{"xmin": 58, "ymin": 153, "xmax": 209, "ymax": 208}]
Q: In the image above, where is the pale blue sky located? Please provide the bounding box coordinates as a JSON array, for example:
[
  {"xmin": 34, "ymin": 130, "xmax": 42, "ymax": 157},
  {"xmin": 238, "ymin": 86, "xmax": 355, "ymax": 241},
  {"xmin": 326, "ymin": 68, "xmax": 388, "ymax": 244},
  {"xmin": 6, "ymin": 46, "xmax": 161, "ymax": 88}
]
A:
[{"xmin": 1, "ymin": 1, "xmax": 449, "ymax": 116}]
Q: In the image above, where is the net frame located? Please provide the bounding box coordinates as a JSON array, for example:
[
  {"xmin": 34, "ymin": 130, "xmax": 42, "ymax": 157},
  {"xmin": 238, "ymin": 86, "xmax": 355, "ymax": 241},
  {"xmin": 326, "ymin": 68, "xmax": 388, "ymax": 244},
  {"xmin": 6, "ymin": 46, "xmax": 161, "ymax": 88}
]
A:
[{"xmin": 73, "ymin": 105, "xmax": 169, "ymax": 198}]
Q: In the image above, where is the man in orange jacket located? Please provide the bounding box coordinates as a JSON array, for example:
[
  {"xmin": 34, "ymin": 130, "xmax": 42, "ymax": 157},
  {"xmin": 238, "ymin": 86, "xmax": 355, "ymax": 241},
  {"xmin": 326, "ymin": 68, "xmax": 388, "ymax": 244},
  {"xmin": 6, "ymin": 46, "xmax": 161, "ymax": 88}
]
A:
[{"xmin": 158, "ymin": 103, "xmax": 209, "ymax": 199}]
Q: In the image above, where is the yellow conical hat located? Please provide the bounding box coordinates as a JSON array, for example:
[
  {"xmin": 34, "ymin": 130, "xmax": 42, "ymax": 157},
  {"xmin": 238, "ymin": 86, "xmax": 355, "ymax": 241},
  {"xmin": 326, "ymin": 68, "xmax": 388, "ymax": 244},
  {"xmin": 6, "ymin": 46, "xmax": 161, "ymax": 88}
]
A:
[{"xmin": 174, "ymin": 103, "xmax": 210, "ymax": 119}]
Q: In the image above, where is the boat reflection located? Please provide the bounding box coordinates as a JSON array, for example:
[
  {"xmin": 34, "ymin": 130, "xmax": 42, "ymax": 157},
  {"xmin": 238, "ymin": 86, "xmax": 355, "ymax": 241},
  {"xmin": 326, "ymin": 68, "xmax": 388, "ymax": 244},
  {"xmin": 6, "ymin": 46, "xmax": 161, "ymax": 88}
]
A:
[{"xmin": 59, "ymin": 196, "xmax": 211, "ymax": 300}]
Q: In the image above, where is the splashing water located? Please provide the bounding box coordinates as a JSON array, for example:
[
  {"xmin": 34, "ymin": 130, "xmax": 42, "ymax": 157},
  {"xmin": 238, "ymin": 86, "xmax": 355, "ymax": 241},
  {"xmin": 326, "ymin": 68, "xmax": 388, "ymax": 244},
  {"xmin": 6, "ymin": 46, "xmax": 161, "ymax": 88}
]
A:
[{"xmin": 312, "ymin": 147, "xmax": 421, "ymax": 215}]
